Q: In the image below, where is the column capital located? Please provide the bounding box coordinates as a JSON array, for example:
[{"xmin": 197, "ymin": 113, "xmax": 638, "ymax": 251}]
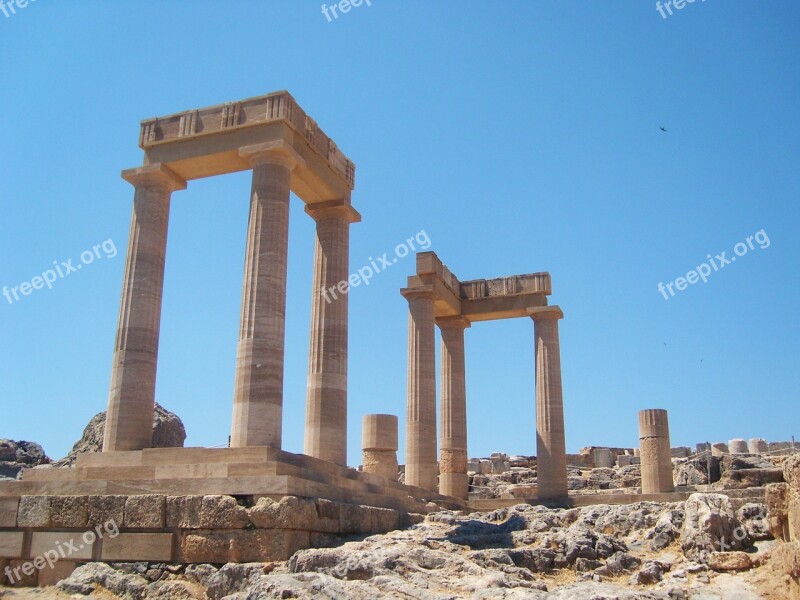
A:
[
  {"xmin": 528, "ymin": 305, "xmax": 564, "ymax": 321},
  {"xmin": 436, "ymin": 315, "xmax": 471, "ymax": 330},
  {"xmin": 305, "ymin": 199, "xmax": 361, "ymax": 224},
  {"xmin": 400, "ymin": 286, "xmax": 435, "ymax": 301},
  {"xmin": 121, "ymin": 164, "xmax": 187, "ymax": 192},
  {"xmin": 239, "ymin": 141, "xmax": 306, "ymax": 170}
]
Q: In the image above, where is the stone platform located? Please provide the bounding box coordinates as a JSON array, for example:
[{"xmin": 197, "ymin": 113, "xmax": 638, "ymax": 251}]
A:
[{"xmin": 0, "ymin": 447, "xmax": 465, "ymax": 513}]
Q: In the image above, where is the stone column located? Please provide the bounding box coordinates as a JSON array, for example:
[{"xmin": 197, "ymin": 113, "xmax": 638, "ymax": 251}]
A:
[
  {"xmin": 729, "ymin": 439, "xmax": 748, "ymax": 454},
  {"xmin": 529, "ymin": 306, "xmax": 568, "ymax": 500},
  {"xmin": 362, "ymin": 414, "xmax": 399, "ymax": 481},
  {"xmin": 638, "ymin": 409, "xmax": 675, "ymax": 494},
  {"xmin": 438, "ymin": 316, "xmax": 470, "ymax": 499},
  {"xmin": 304, "ymin": 200, "xmax": 361, "ymax": 466},
  {"xmin": 104, "ymin": 164, "xmax": 186, "ymax": 452},
  {"xmin": 231, "ymin": 144, "xmax": 300, "ymax": 448},
  {"xmin": 401, "ymin": 288, "xmax": 437, "ymax": 491}
]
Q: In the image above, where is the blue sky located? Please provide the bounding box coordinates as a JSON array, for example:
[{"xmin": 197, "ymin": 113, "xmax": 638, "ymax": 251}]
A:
[{"xmin": 1, "ymin": 1, "xmax": 798, "ymax": 467}]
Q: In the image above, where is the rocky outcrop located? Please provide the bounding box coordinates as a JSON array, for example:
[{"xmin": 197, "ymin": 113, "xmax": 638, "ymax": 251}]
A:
[
  {"xmin": 0, "ymin": 440, "xmax": 51, "ymax": 479},
  {"xmin": 681, "ymin": 493, "xmax": 751, "ymax": 562},
  {"xmin": 53, "ymin": 403, "xmax": 186, "ymax": 467}
]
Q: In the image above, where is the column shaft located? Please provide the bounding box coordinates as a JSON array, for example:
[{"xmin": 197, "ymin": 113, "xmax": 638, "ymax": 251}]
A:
[
  {"xmin": 304, "ymin": 201, "xmax": 360, "ymax": 466},
  {"xmin": 231, "ymin": 156, "xmax": 292, "ymax": 448},
  {"xmin": 104, "ymin": 165, "xmax": 186, "ymax": 452},
  {"xmin": 639, "ymin": 409, "xmax": 675, "ymax": 494},
  {"xmin": 532, "ymin": 308, "xmax": 568, "ymax": 499},
  {"xmin": 439, "ymin": 318, "xmax": 469, "ymax": 499},
  {"xmin": 403, "ymin": 290, "xmax": 437, "ymax": 491}
]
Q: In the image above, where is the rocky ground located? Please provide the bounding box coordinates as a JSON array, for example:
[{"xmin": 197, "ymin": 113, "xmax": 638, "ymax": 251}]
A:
[{"xmin": 1, "ymin": 492, "xmax": 794, "ymax": 599}]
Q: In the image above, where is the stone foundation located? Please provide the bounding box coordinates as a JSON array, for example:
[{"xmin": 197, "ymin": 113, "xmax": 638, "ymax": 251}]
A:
[{"xmin": 0, "ymin": 494, "xmax": 423, "ymax": 587}]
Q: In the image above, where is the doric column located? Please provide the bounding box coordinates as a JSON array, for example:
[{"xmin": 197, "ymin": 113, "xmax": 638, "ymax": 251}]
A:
[
  {"xmin": 529, "ymin": 306, "xmax": 568, "ymax": 500},
  {"xmin": 438, "ymin": 316, "xmax": 470, "ymax": 499},
  {"xmin": 103, "ymin": 164, "xmax": 186, "ymax": 452},
  {"xmin": 362, "ymin": 414, "xmax": 399, "ymax": 481},
  {"xmin": 231, "ymin": 144, "xmax": 301, "ymax": 448},
  {"xmin": 401, "ymin": 288, "xmax": 437, "ymax": 491},
  {"xmin": 639, "ymin": 409, "xmax": 675, "ymax": 494},
  {"xmin": 304, "ymin": 199, "xmax": 361, "ymax": 466}
]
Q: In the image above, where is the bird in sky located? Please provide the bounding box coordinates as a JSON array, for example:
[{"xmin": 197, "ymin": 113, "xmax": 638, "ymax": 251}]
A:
[{"xmin": 660, "ymin": 126, "xmax": 667, "ymax": 132}]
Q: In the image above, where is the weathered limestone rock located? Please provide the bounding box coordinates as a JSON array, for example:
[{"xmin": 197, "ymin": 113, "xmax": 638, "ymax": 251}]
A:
[
  {"xmin": 167, "ymin": 496, "xmax": 203, "ymax": 529},
  {"xmin": 205, "ymin": 563, "xmax": 270, "ymax": 600},
  {"xmin": 88, "ymin": 495, "xmax": 126, "ymax": 526},
  {"xmin": 784, "ymin": 454, "xmax": 800, "ymax": 493},
  {"xmin": 707, "ymin": 551, "xmax": 752, "ymax": 571},
  {"xmin": 181, "ymin": 529, "xmax": 310, "ymax": 563},
  {"xmin": 57, "ymin": 562, "xmax": 149, "ymax": 598},
  {"xmin": 765, "ymin": 483, "xmax": 791, "ymax": 541},
  {"xmin": 249, "ymin": 496, "xmax": 317, "ymax": 530},
  {"xmin": 728, "ymin": 439, "xmax": 748, "ymax": 454},
  {"xmin": 681, "ymin": 493, "xmax": 750, "ymax": 561},
  {"xmin": 791, "ymin": 498, "xmax": 800, "ymax": 542},
  {"xmin": 16, "ymin": 496, "xmax": 51, "ymax": 528},
  {"xmin": 51, "ymin": 496, "xmax": 89, "ymax": 528},
  {"xmin": 199, "ymin": 495, "xmax": 250, "ymax": 529},
  {"xmin": 54, "ymin": 404, "xmax": 186, "ymax": 467},
  {"xmin": 0, "ymin": 440, "xmax": 50, "ymax": 479},
  {"xmin": 737, "ymin": 503, "xmax": 771, "ymax": 541},
  {"xmin": 124, "ymin": 495, "xmax": 166, "ymax": 528},
  {"xmin": 749, "ymin": 438, "xmax": 769, "ymax": 454}
]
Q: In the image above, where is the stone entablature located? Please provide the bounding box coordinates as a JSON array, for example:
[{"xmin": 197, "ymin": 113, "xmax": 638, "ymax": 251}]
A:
[{"xmin": 138, "ymin": 91, "xmax": 355, "ymax": 190}]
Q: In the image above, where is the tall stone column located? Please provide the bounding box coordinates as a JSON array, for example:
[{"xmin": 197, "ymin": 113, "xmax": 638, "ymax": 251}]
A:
[
  {"xmin": 402, "ymin": 288, "xmax": 437, "ymax": 491},
  {"xmin": 304, "ymin": 200, "xmax": 360, "ymax": 466},
  {"xmin": 529, "ymin": 306, "xmax": 568, "ymax": 500},
  {"xmin": 104, "ymin": 164, "xmax": 186, "ymax": 452},
  {"xmin": 231, "ymin": 144, "xmax": 300, "ymax": 448},
  {"xmin": 438, "ymin": 316, "xmax": 470, "ymax": 499},
  {"xmin": 639, "ymin": 409, "xmax": 675, "ymax": 494}
]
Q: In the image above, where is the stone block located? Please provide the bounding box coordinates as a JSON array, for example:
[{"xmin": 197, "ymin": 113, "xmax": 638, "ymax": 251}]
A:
[
  {"xmin": 313, "ymin": 498, "xmax": 341, "ymax": 533},
  {"xmin": 5, "ymin": 559, "xmax": 38, "ymax": 587},
  {"xmin": 594, "ymin": 448, "xmax": 614, "ymax": 468},
  {"xmin": 167, "ymin": 495, "xmax": 203, "ymax": 528},
  {"xmin": 708, "ymin": 551, "xmax": 752, "ymax": 571},
  {"xmin": 101, "ymin": 533, "xmax": 173, "ymax": 562},
  {"xmin": 17, "ymin": 496, "xmax": 51, "ymax": 528},
  {"xmin": 749, "ymin": 438, "xmax": 769, "ymax": 454},
  {"xmin": 467, "ymin": 460, "xmax": 481, "ymax": 473},
  {"xmin": 790, "ymin": 499, "xmax": 800, "ymax": 542},
  {"xmin": 87, "ymin": 495, "xmax": 125, "ymax": 527},
  {"xmin": 340, "ymin": 503, "xmax": 372, "ymax": 534},
  {"xmin": 249, "ymin": 496, "xmax": 316, "ymax": 530},
  {"xmin": 180, "ymin": 529, "xmax": 310, "ymax": 563},
  {"xmin": 370, "ymin": 507, "xmax": 401, "ymax": 533},
  {"xmin": 124, "ymin": 495, "xmax": 166, "ymax": 528},
  {"xmin": 30, "ymin": 531, "xmax": 94, "ymax": 561},
  {"xmin": 51, "ymin": 496, "xmax": 89, "ymax": 528},
  {"xmin": 0, "ymin": 532, "xmax": 25, "ymax": 558},
  {"xmin": 200, "ymin": 495, "xmax": 250, "ymax": 529},
  {"xmin": 0, "ymin": 497, "xmax": 19, "ymax": 527},
  {"xmin": 37, "ymin": 560, "xmax": 78, "ymax": 587}
]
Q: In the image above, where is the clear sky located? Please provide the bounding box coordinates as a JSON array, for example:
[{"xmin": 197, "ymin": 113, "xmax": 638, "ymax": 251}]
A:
[{"xmin": 1, "ymin": 1, "xmax": 798, "ymax": 467}]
